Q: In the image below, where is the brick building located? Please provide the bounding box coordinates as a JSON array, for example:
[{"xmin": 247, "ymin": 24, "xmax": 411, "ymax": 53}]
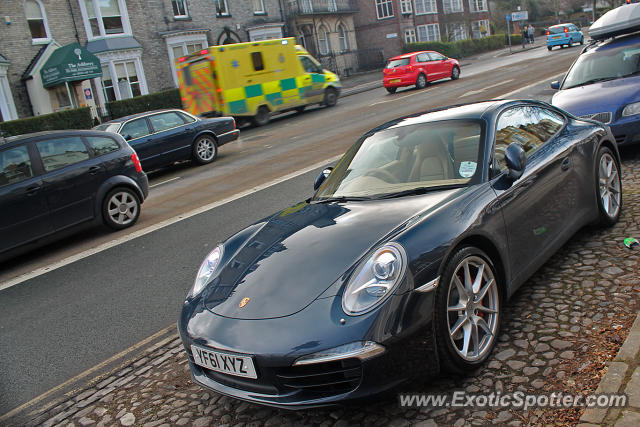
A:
[
  {"xmin": 0, "ymin": 0, "xmax": 285, "ymax": 122},
  {"xmin": 353, "ymin": 0, "xmax": 491, "ymax": 61}
]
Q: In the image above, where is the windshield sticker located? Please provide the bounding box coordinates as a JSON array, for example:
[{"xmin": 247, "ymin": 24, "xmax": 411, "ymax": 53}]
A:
[{"xmin": 459, "ymin": 161, "xmax": 477, "ymax": 178}]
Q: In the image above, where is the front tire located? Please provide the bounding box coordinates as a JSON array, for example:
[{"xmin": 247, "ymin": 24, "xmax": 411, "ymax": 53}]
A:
[
  {"xmin": 323, "ymin": 87, "xmax": 338, "ymax": 107},
  {"xmin": 415, "ymin": 73, "xmax": 427, "ymax": 89},
  {"xmin": 435, "ymin": 247, "xmax": 501, "ymax": 373},
  {"xmin": 451, "ymin": 66, "xmax": 460, "ymax": 80},
  {"xmin": 595, "ymin": 146, "xmax": 622, "ymax": 227},
  {"xmin": 192, "ymin": 135, "xmax": 218, "ymax": 165},
  {"xmin": 103, "ymin": 187, "xmax": 141, "ymax": 230}
]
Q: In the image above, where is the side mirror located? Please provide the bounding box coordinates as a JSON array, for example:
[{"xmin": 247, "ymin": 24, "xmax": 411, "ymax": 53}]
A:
[
  {"xmin": 550, "ymin": 80, "xmax": 560, "ymax": 90},
  {"xmin": 505, "ymin": 143, "xmax": 526, "ymax": 180},
  {"xmin": 314, "ymin": 167, "xmax": 333, "ymax": 191},
  {"xmin": 124, "ymin": 134, "xmax": 133, "ymax": 141}
]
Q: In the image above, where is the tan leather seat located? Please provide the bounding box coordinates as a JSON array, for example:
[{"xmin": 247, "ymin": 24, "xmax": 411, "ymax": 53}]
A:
[{"xmin": 408, "ymin": 140, "xmax": 453, "ymax": 182}]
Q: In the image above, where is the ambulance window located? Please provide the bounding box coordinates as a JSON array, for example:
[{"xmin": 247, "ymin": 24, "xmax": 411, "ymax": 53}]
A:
[
  {"xmin": 300, "ymin": 56, "xmax": 322, "ymax": 74},
  {"xmin": 183, "ymin": 67, "xmax": 192, "ymax": 86},
  {"xmin": 252, "ymin": 52, "xmax": 264, "ymax": 71}
]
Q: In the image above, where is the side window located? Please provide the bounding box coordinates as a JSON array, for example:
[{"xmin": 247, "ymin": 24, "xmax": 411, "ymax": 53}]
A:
[
  {"xmin": 86, "ymin": 136, "xmax": 120, "ymax": 156},
  {"xmin": 429, "ymin": 52, "xmax": 445, "ymax": 61},
  {"xmin": 36, "ymin": 137, "xmax": 90, "ymax": 172},
  {"xmin": 121, "ymin": 118, "xmax": 151, "ymax": 140},
  {"xmin": 178, "ymin": 111, "xmax": 196, "ymax": 123},
  {"xmin": 149, "ymin": 112, "xmax": 186, "ymax": 132},
  {"xmin": 415, "ymin": 53, "xmax": 428, "ymax": 63},
  {"xmin": 0, "ymin": 145, "xmax": 34, "ymax": 187},
  {"xmin": 300, "ymin": 56, "xmax": 322, "ymax": 74},
  {"xmin": 494, "ymin": 106, "xmax": 564, "ymax": 171},
  {"xmin": 251, "ymin": 52, "xmax": 264, "ymax": 71}
]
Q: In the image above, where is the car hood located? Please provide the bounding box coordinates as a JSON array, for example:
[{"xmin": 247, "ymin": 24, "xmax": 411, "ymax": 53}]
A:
[
  {"xmin": 552, "ymin": 75, "xmax": 640, "ymax": 117},
  {"xmin": 203, "ymin": 190, "xmax": 460, "ymax": 320}
]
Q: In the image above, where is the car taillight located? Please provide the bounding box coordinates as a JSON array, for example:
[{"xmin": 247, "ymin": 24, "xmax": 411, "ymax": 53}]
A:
[
  {"xmin": 564, "ymin": 27, "xmax": 568, "ymax": 34},
  {"xmin": 408, "ymin": 65, "xmax": 413, "ymax": 71},
  {"xmin": 546, "ymin": 30, "xmax": 550, "ymax": 36},
  {"xmin": 131, "ymin": 153, "xmax": 143, "ymax": 173},
  {"xmin": 232, "ymin": 117, "xmax": 236, "ymax": 129}
]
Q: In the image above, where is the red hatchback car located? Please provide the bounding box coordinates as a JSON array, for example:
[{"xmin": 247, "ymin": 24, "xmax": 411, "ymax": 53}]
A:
[{"xmin": 383, "ymin": 51, "xmax": 460, "ymax": 93}]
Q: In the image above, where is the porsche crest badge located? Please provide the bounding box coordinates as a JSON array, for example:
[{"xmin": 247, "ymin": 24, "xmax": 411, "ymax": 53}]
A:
[{"xmin": 239, "ymin": 297, "xmax": 250, "ymax": 308}]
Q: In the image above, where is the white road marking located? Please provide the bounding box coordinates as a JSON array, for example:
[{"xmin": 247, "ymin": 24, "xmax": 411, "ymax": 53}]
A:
[
  {"xmin": 369, "ymin": 90, "xmax": 429, "ymax": 106},
  {"xmin": 0, "ymin": 154, "xmax": 342, "ymax": 292},
  {"xmin": 498, "ymin": 73, "xmax": 564, "ymax": 99},
  {"xmin": 149, "ymin": 177, "xmax": 181, "ymax": 188},
  {"xmin": 459, "ymin": 79, "xmax": 515, "ymax": 97}
]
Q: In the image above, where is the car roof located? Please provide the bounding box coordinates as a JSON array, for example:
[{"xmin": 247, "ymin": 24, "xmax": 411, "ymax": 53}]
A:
[
  {"xmin": 1, "ymin": 129, "xmax": 120, "ymax": 148},
  {"xmin": 100, "ymin": 108, "xmax": 190, "ymax": 125},
  {"xmin": 388, "ymin": 51, "xmax": 436, "ymax": 60},
  {"xmin": 584, "ymin": 31, "xmax": 640, "ymax": 53},
  {"xmin": 549, "ymin": 23, "xmax": 575, "ymax": 28}
]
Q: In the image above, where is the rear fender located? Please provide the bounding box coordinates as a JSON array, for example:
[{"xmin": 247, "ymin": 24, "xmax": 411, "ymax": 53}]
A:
[{"xmin": 94, "ymin": 175, "xmax": 145, "ymax": 220}]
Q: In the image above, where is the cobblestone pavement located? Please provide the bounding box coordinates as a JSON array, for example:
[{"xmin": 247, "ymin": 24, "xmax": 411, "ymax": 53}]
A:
[{"xmin": 13, "ymin": 147, "xmax": 640, "ymax": 427}]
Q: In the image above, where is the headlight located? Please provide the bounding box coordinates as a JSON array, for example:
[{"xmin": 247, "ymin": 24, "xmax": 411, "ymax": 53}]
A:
[
  {"xmin": 189, "ymin": 245, "xmax": 223, "ymax": 298},
  {"xmin": 342, "ymin": 243, "xmax": 407, "ymax": 315},
  {"xmin": 622, "ymin": 102, "xmax": 640, "ymax": 117}
]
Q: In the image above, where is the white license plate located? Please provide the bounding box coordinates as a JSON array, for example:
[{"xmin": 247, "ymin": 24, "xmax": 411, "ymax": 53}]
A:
[{"xmin": 191, "ymin": 344, "xmax": 257, "ymax": 379}]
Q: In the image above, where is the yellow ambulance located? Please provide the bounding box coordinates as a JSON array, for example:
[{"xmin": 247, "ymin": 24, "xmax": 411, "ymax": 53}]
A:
[{"xmin": 176, "ymin": 38, "xmax": 341, "ymax": 126}]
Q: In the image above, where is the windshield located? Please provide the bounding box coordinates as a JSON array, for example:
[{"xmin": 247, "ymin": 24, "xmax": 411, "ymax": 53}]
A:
[
  {"xmin": 562, "ymin": 44, "xmax": 640, "ymax": 89},
  {"xmin": 94, "ymin": 123, "xmax": 121, "ymax": 133},
  {"xmin": 386, "ymin": 58, "xmax": 410, "ymax": 68},
  {"xmin": 314, "ymin": 121, "xmax": 482, "ymax": 200}
]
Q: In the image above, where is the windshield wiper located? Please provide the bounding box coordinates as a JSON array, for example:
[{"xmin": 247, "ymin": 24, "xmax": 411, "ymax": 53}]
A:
[
  {"xmin": 312, "ymin": 196, "xmax": 372, "ymax": 204},
  {"xmin": 373, "ymin": 184, "xmax": 465, "ymax": 200},
  {"xmin": 565, "ymin": 76, "xmax": 618, "ymax": 89}
]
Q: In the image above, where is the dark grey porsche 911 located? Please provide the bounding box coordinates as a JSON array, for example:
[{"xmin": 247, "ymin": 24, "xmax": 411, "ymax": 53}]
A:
[{"xmin": 178, "ymin": 100, "xmax": 621, "ymax": 408}]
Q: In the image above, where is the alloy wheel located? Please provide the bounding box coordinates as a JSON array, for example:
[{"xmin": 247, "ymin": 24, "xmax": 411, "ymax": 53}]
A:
[
  {"xmin": 107, "ymin": 191, "xmax": 138, "ymax": 226},
  {"xmin": 196, "ymin": 137, "xmax": 215, "ymax": 161},
  {"xmin": 446, "ymin": 256, "xmax": 499, "ymax": 362},
  {"xmin": 598, "ymin": 152, "xmax": 621, "ymax": 219}
]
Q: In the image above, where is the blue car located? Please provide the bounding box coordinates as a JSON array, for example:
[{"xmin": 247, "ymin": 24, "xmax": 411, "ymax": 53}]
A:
[
  {"xmin": 551, "ymin": 4, "xmax": 640, "ymax": 145},
  {"xmin": 95, "ymin": 109, "xmax": 239, "ymax": 171},
  {"xmin": 546, "ymin": 23, "xmax": 584, "ymax": 50}
]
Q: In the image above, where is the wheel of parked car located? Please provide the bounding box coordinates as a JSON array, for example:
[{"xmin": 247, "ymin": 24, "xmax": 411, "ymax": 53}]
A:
[
  {"xmin": 415, "ymin": 73, "xmax": 427, "ymax": 89},
  {"xmin": 580, "ymin": 36, "xmax": 584, "ymax": 45},
  {"xmin": 192, "ymin": 134, "xmax": 218, "ymax": 165},
  {"xmin": 103, "ymin": 187, "xmax": 141, "ymax": 230},
  {"xmin": 386, "ymin": 87, "xmax": 397, "ymax": 94},
  {"xmin": 252, "ymin": 106, "xmax": 271, "ymax": 127},
  {"xmin": 451, "ymin": 66, "xmax": 460, "ymax": 80},
  {"xmin": 595, "ymin": 146, "xmax": 622, "ymax": 227},
  {"xmin": 435, "ymin": 246, "xmax": 501, "ymax": 373},
  {"xmin": 323, "ymin": 87, "xmax": 338, "ymax": 107}
]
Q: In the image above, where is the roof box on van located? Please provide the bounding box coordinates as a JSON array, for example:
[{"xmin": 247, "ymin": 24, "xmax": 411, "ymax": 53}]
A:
[{"xmin": 588, "ymin": 3, "xmax": 640, "ymax": 40}]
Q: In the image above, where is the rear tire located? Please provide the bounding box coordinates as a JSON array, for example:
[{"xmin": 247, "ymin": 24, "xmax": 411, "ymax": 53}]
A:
[
  {"xmin": 451, "ymin": 66, "xmax": 460, "ymax": 80},
  {"xmin": 192, "ymin": 135, "xmax": 218, "ymax": 165},
  {"xmin": 295, "ymin": 106, "xmax": 306, "ymax": 113},
  {"xmin": 323, "ymin": 87, "xmax": 338, "ymax": 107},
  {"xmin": 252, "ymin": 106, "xmax": 271, "ymax": 126},
  {"xmin": 386, "ymin": 87, "xmax": 397, "ymax": 94},
  {"xmin": 580, "ymin": 36, "xmax": 584, "ymax": 45},
  {"xmin": 415, "ymin": 73, "xmax": 427, "ymax": 89},
  {"xmin": 103, "ymin": 187, "xmax": 141, "ymax": 230},
  {"xmin": 595, "ymin": 146, "xmax": 622, "ymax": 227},
  {"xmin": 547, "ymin": 46, "xmax": 552, "ymax": 51}
]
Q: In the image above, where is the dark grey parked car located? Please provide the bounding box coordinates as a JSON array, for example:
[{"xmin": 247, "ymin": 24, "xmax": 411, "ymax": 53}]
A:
[{"xmin": 0, "ymin": 130, "xmax": 149, "ymax": 258}]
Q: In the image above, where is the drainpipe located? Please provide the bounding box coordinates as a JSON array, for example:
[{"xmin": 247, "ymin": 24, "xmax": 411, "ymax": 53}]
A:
[{"xmin": 66, "ymin": 0, "xmax": 81, "ymax": 43}]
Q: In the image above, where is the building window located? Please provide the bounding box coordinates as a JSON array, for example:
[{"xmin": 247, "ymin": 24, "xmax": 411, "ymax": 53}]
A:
[
  {"xmin": 167, "ymin": 37, "xmax": 206, "ymax": 86},
  {"xmin": 375, "ymin": 0, "xmax": 394, "ymax": 19},
  {"xmin": 81, "ymin": 0, "xmax": 130, "ymax": 39},
  {"xmin": 443, "ymin": 0, "xmax": 463, "ymax": 14},
  {"xmin": 25, "ymin": 0, "xmax": 50, "ymax": 42},
  {"xmin": 338, "ymin": 24, "xmax": 348, "ymax": 52},
  {"xmin": 415, "ymin": 0, "xmax": 437, "ymax": 15},
  {"xmin": 215, "ymin": 0, "xmax": 230, "ymax": 16},
  {"xmin": 469, "ymin": 0, "xmax": 488, "ymax": 12},
  {"xmin": 52, "ymin": 86, "xmax": 72, "ymax": 109},
  {"xmin": 252, "ymin": 0, "xmax": 265, "ymax": 14},
  {"xmin": 472, "ymin": 19, "xmax": 490, "ymax": 38},
  {"xmin": 417, "ymin": 24, "xmax": 440, "ymax": 42},
  {"xmin": 445, "ymin": 23, "xmax": 467, "ymax": 41},
  {"xmin": 171, "ymin": 0, "xmax": 188, "ymax": 18},
  {"xmin": 329, "ymin": 0, "xmax": 337, "ymax": 12},
  {"xmin": 318, "ymin": 26, "xmax": 329, "ymax": 55},
  {"xmin": 400, "ymin": 0, "xmax": 412, "ymax": 14},
  {"xmin": 404, "ymin": 28, "xmax": 416, "ymax": 44},
  {"xmin": 100, "ymin": 59, "xmax": 145, "ymax": 102}
]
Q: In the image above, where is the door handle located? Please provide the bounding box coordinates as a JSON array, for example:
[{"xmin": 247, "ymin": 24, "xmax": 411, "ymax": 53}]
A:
[
  {"xmin": 88, "ymin": 166, "xmax": 101, "ymax": 175},
  {"xmin": 26, "ymin": 185, "xmax": 41, "ymax": 195},
  {"xmin": 561, "ymin": 157, "xmax": 571, "ymax": 171}
]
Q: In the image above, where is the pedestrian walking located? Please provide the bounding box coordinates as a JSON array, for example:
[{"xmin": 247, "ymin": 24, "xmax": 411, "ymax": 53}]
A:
[
  {"xmin": 522, "ymin": 25, "xmax": 529, "ymax": 48},
  {"xmin": 528, "ymin": 24, "xmax": 535, "ymax": 44}
]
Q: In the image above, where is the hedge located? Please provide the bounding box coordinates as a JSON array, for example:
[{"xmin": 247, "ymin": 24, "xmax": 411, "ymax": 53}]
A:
[
  {"xmin": 106, "ymin": 88, "xmax": 182, "ymax": 120},
  {"xmin": 403, "ymin": 34, "xmax": 523, "ymax": 59},
  {"xmin": 0, "ymin": 107, "xmax": 93, "ymax": 137}
]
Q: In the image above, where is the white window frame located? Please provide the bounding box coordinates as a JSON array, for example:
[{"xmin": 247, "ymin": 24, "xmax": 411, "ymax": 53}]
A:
[
  {"xmin": 415, "ymin": 0, "xmax": 437, "ymax": 15},
  {"xmin": 318, "ymin": 26, "xmax": 330, "ymax": 55},
  {"xmin": 0, "ymin": 64, "xmax": 18, "ymax": 121},
  {"xmin": 78, "ymin": 0, "xmax": 132, "ymax": 41},
  {"xmin": 215, "ymin": 0, "xmax": 230, "ymax": 16},
  {"xmin": 252, "ymin": 0, "xmax": 265, "ymax": 14},
  {"xmin": 472, "ymin": 19, "xmax": 490, "ymax": 38},
  {"xmin": 94, "ymin": 50, "xmax": 147, "ymax": 109},
  {"xmin": 165, "ymin": 32, "xmax": 208, "ymax": 87},
  {"xmin": 404, "ymin": 28, "xmax": 416, "ymax": 44},
  {"xmin": 443, "ymin": 0, "xmax": 463, "ymax": 14},
  {"xmin": 400, "ymin": 0, "xmax": 412, "ymax": 14},
  {"xmin": 171, "ymin": 0, "xmax": 189, "ymax": 18},
  {"xmin": 417, "ymin": 24, "xmax": 441, "ymax": 42},
  {"xmin": 469, "ymin": 0, "xmax": 487, "ymax": 12},
  {"xmin": 446, "ymin": 22, "xmax": 467, "ymax": 41},
  {"xmin": 338, "ymin": 24, "xmax": 348, "ymax": 52},
  {"xmin": 25, "ymin": 0, "xmax": 52, "ymax": 44},
  {"xmin": 375, "ymin": 0, "xmax": 394, "ymax": 20}
]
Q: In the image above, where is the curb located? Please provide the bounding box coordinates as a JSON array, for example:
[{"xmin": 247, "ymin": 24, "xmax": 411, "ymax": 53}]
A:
[{"xmin": 578, "ymin": 313, "xmax": 640, "ymax": 426}]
